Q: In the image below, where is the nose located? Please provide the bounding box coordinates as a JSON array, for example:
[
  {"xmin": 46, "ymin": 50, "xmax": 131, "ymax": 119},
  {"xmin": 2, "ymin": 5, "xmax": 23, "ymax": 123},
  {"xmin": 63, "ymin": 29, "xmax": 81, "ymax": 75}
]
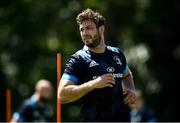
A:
[{"xmin": 82, "ymin": 29, "xmax": 88, "ymax": 36}]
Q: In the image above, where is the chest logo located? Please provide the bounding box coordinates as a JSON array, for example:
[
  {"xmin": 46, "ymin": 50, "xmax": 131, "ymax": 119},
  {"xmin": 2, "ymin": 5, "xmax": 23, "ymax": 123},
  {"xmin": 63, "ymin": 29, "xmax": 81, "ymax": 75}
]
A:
[
  {"xmin": 107, "ymin": 67, "xmax": 115, "ymax": 73},
  {"xmin": 89, "ymin": 60, "xmax": 99, "ymax": 67},
  {"xmin": 113, "ymin": 56, "xmax": 122, "ymax": 65}
]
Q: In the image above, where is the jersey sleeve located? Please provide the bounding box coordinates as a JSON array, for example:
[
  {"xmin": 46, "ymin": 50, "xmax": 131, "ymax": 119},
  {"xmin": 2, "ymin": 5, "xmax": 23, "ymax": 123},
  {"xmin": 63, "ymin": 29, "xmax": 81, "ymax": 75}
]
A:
[
  {"xmin": 12, "ymin": 102, "xmax": 30, "ymax": 122},
  {"xmin": 12, "ymin": 112, "xmax": 24, "ymax": 122},
  {"xmin": 61, "ymin": 55, "xmax": 84, "ymax": 85},
  {"xmin": 118, "ymin": 49, "xmax": 131, "ymax": 77}
]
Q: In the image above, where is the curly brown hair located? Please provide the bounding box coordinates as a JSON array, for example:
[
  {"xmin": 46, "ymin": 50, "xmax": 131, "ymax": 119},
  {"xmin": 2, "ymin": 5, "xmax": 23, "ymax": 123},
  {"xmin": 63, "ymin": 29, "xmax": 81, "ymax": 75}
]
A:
[{"xmin": 76, "ymin": 8, "xmax": 105, "ymax": 27}]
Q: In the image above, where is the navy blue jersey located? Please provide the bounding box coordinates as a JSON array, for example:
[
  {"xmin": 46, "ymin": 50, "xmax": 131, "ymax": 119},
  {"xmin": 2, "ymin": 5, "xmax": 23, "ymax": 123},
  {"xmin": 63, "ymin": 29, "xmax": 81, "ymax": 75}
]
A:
[
  {"xmin": 12, "ymin": 96, "xmax": 53, "ymax": 122},
  {"xmin": 62, "ymin": 46, "xmax": 131, "ymax": 121}
]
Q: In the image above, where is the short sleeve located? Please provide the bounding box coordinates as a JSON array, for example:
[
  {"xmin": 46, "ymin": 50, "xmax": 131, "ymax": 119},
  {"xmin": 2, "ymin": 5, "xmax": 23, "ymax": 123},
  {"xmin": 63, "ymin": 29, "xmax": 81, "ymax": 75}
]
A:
[
  {"xmin": 118, "ymin": 49, "xmax": 130, "ymax": 77},
  {"xmin": 12, "ymin": 103, "xmax": 30, "ymax": 122},
  {"xmin": 12, "ymin": 112, "xmax": 24, "ymax": 122},
  {"xmin": 61, "ymin": 55, "xmax": 84, "ymax": 85}
]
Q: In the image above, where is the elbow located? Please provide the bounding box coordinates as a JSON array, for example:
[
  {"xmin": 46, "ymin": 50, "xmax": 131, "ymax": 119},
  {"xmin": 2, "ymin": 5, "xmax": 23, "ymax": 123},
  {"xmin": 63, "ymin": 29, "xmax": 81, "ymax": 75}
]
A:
[
  {"xmin": 58, "ymin": 87, "xmax": 69, "ymax": 104},
  {"xmin": 59, "ymin": 97, "xmax": 69, "ymax": 104}
]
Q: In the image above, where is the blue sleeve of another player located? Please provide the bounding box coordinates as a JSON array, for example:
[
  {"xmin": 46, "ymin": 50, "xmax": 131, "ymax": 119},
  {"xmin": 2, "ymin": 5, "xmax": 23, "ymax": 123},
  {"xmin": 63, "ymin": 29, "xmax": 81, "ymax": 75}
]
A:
[
  {"xmin": 62, "ymin": 55, "xmax": 84, "ymax": 85},
  {"xmin": 13, "ymin": 112, "xmax": 24, "ymax": 122},
  {"xmin": 12, "ymin": 102, "xmax": 31, "ymax": 122}
]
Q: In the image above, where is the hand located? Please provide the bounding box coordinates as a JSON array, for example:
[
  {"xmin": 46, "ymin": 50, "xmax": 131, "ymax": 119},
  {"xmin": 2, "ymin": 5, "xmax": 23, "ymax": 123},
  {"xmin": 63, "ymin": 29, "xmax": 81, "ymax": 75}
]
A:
[
  {"xmin": 90, "ymin": 74, "xmax": 115, "ymax": 89},
  {"xmin": 123, "ymin": 89, "xmax": 136, "ymax": 105}
]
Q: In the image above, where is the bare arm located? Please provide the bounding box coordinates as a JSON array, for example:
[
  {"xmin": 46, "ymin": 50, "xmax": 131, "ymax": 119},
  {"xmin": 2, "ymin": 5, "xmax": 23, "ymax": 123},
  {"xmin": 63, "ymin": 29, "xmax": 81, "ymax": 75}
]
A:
[
  {"xmin": 122, "ymin": 71, "xmax": 135, "ymax": 91},
  {"xmin": 58, "ymin": 74, "xmax": 115, "ymax": 104},
  {"xmin": 58, "ymin": 80, "xmax": 94, "ymax": 104},
  {"xmin": 122, "ymin": 70, "xmax": 136, "ymax": 104}
]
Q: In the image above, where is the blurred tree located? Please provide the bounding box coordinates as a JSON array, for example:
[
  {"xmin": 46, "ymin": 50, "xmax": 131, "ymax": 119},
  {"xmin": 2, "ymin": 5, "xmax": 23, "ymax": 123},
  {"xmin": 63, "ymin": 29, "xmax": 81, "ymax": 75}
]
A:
[{"xmin": 143, "ymin": 0, "xmax": 180, "ymax": 121}]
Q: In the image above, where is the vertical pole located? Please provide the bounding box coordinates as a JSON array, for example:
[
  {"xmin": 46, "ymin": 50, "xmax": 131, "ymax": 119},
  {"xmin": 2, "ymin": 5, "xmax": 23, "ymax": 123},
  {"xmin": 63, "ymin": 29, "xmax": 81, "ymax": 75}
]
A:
[
  {"xmin": 57, "ymin": 53, "xmax": 61, "ymax": 123},
  {"xmin": 6, "ymin": 89, "xmax": 11, "ymax": 122}
]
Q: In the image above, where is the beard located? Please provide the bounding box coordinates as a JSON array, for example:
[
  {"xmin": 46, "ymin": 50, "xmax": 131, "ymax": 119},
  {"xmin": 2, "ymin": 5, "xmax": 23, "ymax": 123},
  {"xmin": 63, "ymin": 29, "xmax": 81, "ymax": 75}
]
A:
[
  {"xmin": 40, "ymin": 96, "xmax": 50, "ymax": 104},
  {"xmin": 82, "ymin": 33, "xmax": 101, "ymax": 48}
]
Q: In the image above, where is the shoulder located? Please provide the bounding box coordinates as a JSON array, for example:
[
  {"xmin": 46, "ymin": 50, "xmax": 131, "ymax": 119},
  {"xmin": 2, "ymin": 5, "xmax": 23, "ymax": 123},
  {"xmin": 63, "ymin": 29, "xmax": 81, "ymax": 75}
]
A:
[
  {"xmin": 107, "ymin": 46, "xmax": 127, "ymax": 67},
  {"xmin": 70, "ymin": 47, "xmax": 91, "ymax": 63},
  {"xmin": 106, "ymin": 46, "xmax": 125, "ymax": 55},
  {"xmin": 22, "ymin": 98, "xmax": 32, "ymax": 107},
  {"xmin": 17, "ymin": 98, "xmax": 34, "ymax": 113},
  {"xmin": 22, "ymin": 97, "xmax": 37, "ymax": 110}
]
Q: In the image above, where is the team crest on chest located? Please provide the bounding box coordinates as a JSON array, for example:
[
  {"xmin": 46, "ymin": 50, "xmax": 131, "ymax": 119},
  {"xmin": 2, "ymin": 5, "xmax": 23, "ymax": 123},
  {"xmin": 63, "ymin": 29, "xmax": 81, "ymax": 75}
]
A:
[
  {"xmin": 106, "ymin": 67, "xmax": 115, "ymax": 73},
  {"xmin": 113, "ymin": 56, "xmax": 122, "ymax": 65}
]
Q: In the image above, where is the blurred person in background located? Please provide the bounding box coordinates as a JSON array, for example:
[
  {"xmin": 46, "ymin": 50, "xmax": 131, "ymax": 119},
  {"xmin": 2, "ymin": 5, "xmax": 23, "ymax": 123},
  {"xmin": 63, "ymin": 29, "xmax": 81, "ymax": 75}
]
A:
[
  {"xmin": 130, "ymin": 89, "xmax": 157, "ymax": 122},
  {"xmin": 11, "ymin": 79, "xmax": 54, "ymax": 122}
]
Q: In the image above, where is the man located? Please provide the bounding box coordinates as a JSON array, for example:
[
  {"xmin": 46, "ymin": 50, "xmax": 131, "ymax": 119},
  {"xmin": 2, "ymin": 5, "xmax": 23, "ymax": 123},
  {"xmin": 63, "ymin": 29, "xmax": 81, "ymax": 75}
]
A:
[
  {"xmin": 11, "ymin": 79, "xmax": 54, "ymax": 122},
  {"xmin": 58, "ymin": 8, "xmax": 136, "ymax": 122},
  {"xmin": 130, "ymin": 90, "xmax": 157, "ymax": 122}
]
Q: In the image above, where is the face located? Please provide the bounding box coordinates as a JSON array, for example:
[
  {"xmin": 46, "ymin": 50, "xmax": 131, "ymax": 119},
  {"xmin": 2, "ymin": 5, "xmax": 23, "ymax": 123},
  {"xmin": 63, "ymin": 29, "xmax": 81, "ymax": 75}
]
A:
[
  {"xmin": 79, "ymin": 20, "xmax": 101, "ymax": 48},
  {"xmin": 39, "ymin": 82, "xmax": 53, "ymax": 103}
]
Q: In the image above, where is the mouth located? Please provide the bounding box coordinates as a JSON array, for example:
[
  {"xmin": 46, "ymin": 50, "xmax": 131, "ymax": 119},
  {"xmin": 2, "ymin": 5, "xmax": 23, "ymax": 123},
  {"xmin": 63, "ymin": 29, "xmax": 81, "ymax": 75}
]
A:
[
  {"xmin": 83, "ymin": 35, "xmax": 92, "ymax": 40},
  {"xmin": 83, "ymin": 37, "xmax": 92, "ymax": 43}
]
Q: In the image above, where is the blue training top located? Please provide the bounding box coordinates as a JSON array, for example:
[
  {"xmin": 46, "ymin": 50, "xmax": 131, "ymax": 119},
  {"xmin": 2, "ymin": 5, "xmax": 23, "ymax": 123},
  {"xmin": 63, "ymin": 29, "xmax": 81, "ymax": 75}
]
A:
[
  {"xmin": 61, "ymin": 45, "xmax": 131, "ymax": 121},
  {"xmin": 12, "ymin": 96, "xmax": 53, "ymax": 122}
]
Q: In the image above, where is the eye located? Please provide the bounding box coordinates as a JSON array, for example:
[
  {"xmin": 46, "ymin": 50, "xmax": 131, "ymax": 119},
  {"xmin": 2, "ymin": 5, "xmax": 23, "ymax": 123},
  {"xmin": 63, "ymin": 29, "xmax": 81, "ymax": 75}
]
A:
[
  {"xmin": 80, "ymin": 28, "xmax": 84, "ymax": 32},
  {"xmin": 87, "ymin": 27, "xmax": 93, "ymax": 30}
]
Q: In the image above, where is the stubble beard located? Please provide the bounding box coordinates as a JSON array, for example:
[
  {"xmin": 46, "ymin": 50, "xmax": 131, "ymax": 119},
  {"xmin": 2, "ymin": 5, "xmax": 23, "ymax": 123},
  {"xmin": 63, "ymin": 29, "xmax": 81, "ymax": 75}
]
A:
[{"xmin": 83, "ymin": 33, "xmax": 101, "ymax": 48}]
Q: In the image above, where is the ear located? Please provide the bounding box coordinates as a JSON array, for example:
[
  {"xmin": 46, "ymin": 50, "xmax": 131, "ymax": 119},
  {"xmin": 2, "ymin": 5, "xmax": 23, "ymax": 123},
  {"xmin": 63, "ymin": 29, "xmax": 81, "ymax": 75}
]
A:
[{"xmin": 98, "ymin": 25, "xmax": 105, "ymax": 35}]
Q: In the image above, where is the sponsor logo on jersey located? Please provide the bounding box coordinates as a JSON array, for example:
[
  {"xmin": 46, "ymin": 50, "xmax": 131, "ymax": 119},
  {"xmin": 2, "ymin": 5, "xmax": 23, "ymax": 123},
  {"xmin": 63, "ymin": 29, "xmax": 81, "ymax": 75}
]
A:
[
  {"xmin": 93, "ymin": 73, "xmax": 123, "ymax": 80},
  {"xmin": 89, "ymin": 60, "xmax": 99, "ymax": 67},
  {"xmin": 106, "ymin": 67, "xmax": 115, "ymax": 73},
  {"xmin": 113, "ymin": 56, "xmax": 122, "ymax": 65}
]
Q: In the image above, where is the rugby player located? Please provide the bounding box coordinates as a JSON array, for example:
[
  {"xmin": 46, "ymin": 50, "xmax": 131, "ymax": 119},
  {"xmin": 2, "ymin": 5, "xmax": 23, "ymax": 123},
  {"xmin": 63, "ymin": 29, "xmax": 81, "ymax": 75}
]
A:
[
  {"xmin": 11, "ymin": 80, "xmax": 53, "ymax": 122},
  {"xmin": 58, "ymin": 8, "xmax": 136, "ymax": 122}
]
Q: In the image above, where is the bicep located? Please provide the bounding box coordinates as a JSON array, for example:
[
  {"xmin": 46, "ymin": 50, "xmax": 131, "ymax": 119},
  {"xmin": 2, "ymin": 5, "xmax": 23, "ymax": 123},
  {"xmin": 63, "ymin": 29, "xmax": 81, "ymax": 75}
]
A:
[
  {"xmin": 59, "ymin": 79, "xmax": 74, "ymax": 88},
  {"xmin": 122, "ymin": 65, "xmax": 132, "ymax": 79},
  {"xmin": 58, "ymin": 79, "xmax": 75, "ymax": 99},
  {"xmin": 122, "ymin": 67, "xmax": 133, "ymax": 82},
  {"xmin": 122, "ymin": 68, "xmax": 135, "ymax": 90}
]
